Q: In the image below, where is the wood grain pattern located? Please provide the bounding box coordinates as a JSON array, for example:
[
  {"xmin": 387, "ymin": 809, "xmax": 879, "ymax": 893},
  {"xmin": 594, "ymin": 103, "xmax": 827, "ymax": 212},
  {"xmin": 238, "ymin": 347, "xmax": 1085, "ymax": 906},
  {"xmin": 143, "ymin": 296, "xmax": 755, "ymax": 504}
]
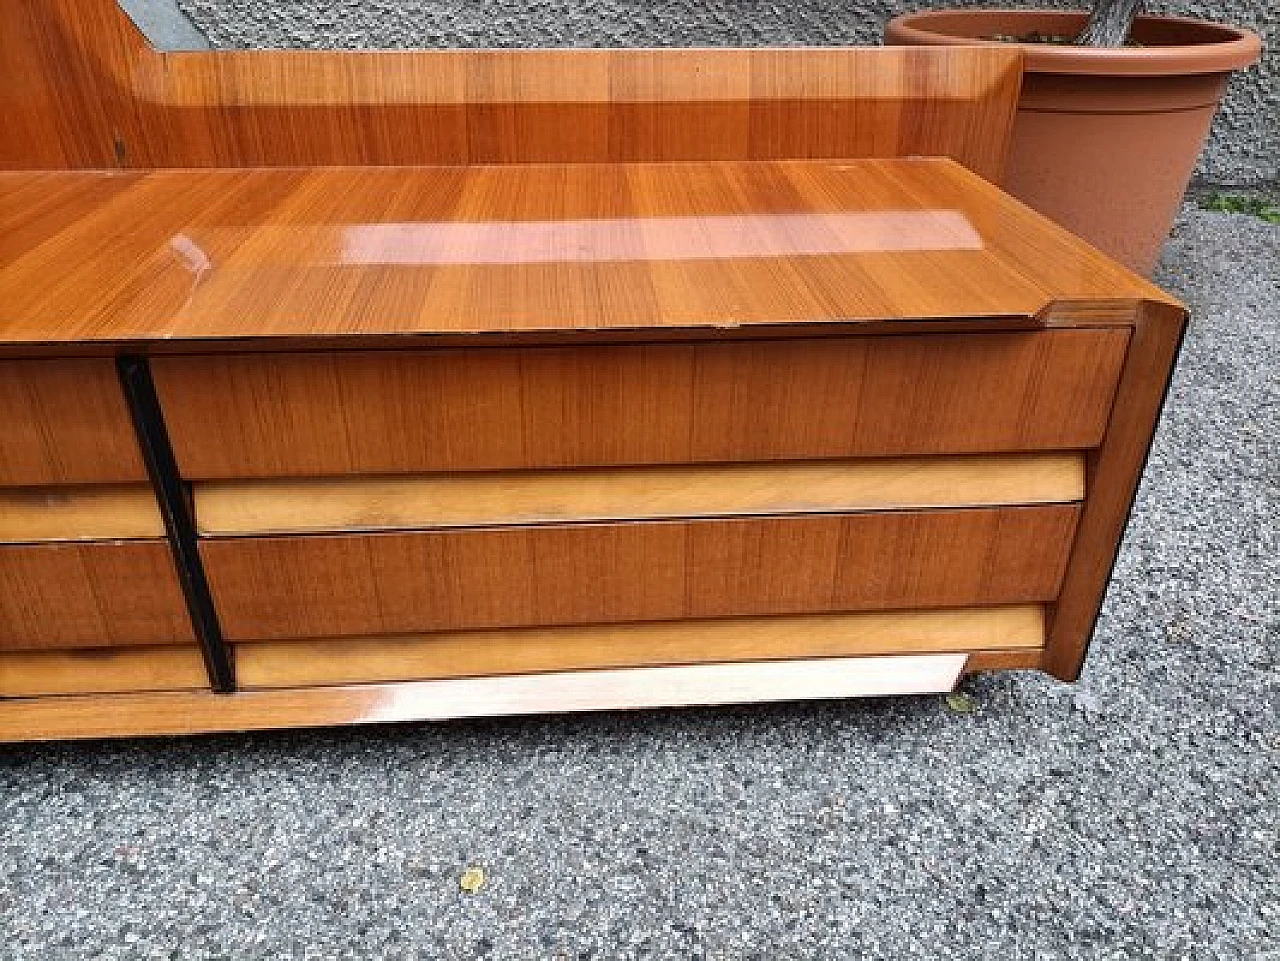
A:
[
  {"xmin": 157, "ymin": 332, "xmax": 1127, "ymax": 479},
  {"xmin": 871, "ymin": 160, "xmax": 1180, "ymax": 314},
  {"xmin": 194, "ymin": 454, "xmax": 1085, "ymax": 535},
  {"xmin": 0, "ymin": 161, "xmax": 1178, "ymax": 347},
  {"xmin": 234, "ymin": 605, "xmax": 1044, "ymax": 688},
  {"xmin": 0, "ymin": 644, "xmax": 207, "ymax": 696},
  {"xmin": 0, "ymin": 359, "xmax": 145, "ymax": 485},
  {"xmin": 963, "ymin": 648, "xmax": 1044, "ymax": 673},
  {"xmin": 0, "ymin": 0, "xmax": 1021, "ymax": 176},
  {"xmin": 0, "ymin": 485, "xmax": 163, "ymax": 542},
  {"xmin": 1043, "ymin": 300, "xmax": 1189, "ymax": 680},
  {"xmin": 0, "ymin": 3, "xmax": 1193, "ymax": 729},
  {"xmin": 0, "ymin": 541, "xmax": 195, "ymax": 650},
  {"xmin": 200, "ymin": 506, "xmax": 1079, "ymax": 641},
  {"xmin": 0, "ymin": 654, "xmax": 975, "ymax": 741}
]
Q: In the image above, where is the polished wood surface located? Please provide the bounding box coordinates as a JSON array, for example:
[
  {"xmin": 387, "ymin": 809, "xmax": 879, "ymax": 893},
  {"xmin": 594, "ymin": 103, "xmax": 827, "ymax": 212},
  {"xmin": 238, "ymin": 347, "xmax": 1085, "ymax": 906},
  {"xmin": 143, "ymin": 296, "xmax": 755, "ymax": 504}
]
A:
[
  {"xmin": 0, "ymin": 160, "xmax": 1178, "ymax": 348},
  {"xmin": 1044, "ymin": 300, "xmax": 1188, "ymax": 679},
  {"xmin": 156, "ymin": 332, "xmax": 1126, "ymax": 479},
  {"xmin": 0, "ymin": 3, "xmax": 1191, "ymax": 722},
  {"xmin": 0, "ymin": 0, "xmax": 1021, "ymax": 175},
  {"xmin": 194, "ymin": 454, "xmax": 1085, "ymax": 536},
  {"xmin": 0, "ymin": 644, "xmax": 207, "ymax": 696},
  {"xmin": 0, "ymin": 648, "xmax": 1041, "ymax": 741},
  {"xmin": 0, "ymin": 359, "xmax": 145, "ymax": 484},
  {"xmin": 0, "ymin": 653, "xmax": 971, "ymax": 741},
  {"xmin": 235, "ymin": 606, "xmax": 1044, "ymax": 688},
  {"xmin": 201, "ymin": 506, "xmax": 1078, "ymax": 640},
  {"xmin": 964, "ymin": 648, "xmax": 1044, "ymax": 673},
  {"xmin": 0, "ymin": 541, "xmax": 194, "ymax": 650},
  {"xmin": 0, "ymin": 485, "xmax": 163, "ymax": 542}
]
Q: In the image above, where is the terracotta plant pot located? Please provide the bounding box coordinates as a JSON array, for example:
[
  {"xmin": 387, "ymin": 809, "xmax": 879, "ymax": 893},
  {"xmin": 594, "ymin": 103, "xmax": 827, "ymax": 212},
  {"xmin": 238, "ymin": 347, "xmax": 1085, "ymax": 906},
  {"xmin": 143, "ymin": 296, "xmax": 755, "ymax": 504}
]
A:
[{"xmin": 885, "ymin": 10, "xmax": 1262, "ymax": 275}]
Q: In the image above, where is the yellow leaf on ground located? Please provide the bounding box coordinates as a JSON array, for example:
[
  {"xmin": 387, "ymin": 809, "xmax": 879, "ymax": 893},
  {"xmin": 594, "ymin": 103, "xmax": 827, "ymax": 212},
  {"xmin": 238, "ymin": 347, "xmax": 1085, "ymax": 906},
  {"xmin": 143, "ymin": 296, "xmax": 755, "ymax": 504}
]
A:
[
  {"xmin": 945, "ymin": 693, "xmax": 976, "ymax": 714},
  {"xmin": 460, "ymin": 866, "xmax": 486, "ymax": 894}
]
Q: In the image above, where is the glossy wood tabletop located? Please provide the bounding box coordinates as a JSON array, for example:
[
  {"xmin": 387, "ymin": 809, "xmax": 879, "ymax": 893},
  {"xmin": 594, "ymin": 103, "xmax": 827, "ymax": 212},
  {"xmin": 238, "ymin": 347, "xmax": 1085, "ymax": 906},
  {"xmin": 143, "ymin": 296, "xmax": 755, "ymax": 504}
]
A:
[{"xmin": 0, "ymin": 159, "xmax": 1176, "ymax": 345}]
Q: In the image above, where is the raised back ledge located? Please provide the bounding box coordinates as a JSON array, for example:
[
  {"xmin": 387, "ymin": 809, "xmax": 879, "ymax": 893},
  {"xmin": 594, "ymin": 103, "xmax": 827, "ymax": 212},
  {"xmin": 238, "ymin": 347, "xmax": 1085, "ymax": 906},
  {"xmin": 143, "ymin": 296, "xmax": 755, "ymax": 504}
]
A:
[
  {"xmin": 0, "ymin": 158, "xmax": 1182, "ymax": 349},
  {"xmin": 2, "ymin": 0, "xmax": 1022, "ymax": 175}
]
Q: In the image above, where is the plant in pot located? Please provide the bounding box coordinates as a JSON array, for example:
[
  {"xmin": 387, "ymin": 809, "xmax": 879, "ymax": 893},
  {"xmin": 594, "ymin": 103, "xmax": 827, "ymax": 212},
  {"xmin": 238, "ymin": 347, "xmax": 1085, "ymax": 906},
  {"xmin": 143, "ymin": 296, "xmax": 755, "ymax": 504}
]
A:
[{"xmin": 885, "ymin": 2, "xmax": 1263, "ymax": 275}]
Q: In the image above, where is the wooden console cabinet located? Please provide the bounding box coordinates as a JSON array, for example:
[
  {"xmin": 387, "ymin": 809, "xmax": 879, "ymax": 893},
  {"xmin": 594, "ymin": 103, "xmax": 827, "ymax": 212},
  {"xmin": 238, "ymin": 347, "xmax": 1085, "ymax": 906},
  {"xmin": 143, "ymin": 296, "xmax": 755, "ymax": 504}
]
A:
[{"xmin": 0, "ymin": 2, "xmax": 1186, "ymax": 740}]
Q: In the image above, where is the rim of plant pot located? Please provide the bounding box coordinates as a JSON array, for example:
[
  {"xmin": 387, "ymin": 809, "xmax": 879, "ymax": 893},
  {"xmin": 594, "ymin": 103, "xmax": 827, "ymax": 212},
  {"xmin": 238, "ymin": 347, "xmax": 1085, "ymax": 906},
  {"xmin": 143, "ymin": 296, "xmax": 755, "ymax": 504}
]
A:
[{"xmin": 885, "ymin": 10, "xmax": 1262, "ymax": 77}]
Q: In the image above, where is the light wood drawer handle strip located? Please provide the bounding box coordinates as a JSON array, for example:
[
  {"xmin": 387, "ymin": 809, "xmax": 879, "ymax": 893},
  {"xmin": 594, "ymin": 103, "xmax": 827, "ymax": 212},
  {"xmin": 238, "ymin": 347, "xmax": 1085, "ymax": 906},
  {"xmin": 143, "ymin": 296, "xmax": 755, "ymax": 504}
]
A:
[
  {"xmin": 0, "ymin": 653, "xmax": 972, "ymax": 742},
  {"xmin": 235, "ymin": 605, "xmax": 1045, "ymax": 689},
  {"xmin": 0, "ymin": 485, "xmax": 165, "ymax": 543},
  {"xmin": 0, "ymin": 645, "xmax": 209, "ymax": 697},
  {"xmin": 195, "ymin": 454, "xmax": 1085, "ymax": 536}
]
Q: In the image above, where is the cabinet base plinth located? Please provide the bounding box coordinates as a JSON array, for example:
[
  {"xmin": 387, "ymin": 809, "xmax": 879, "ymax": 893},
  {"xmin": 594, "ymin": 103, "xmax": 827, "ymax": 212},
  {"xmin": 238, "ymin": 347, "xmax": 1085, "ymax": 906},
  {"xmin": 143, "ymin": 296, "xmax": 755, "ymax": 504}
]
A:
[{"xmin": 0, "ymin": 653, "xmax": 986, "ymax": 742}]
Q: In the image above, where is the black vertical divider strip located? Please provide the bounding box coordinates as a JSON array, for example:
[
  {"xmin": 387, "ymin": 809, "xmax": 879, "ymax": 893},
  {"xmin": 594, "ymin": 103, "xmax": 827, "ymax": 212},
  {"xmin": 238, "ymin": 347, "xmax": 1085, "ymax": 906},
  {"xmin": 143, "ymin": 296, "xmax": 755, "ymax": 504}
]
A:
[{"xmin": 117, "ymin": 355, "xmax": 236, "ymax": 693}]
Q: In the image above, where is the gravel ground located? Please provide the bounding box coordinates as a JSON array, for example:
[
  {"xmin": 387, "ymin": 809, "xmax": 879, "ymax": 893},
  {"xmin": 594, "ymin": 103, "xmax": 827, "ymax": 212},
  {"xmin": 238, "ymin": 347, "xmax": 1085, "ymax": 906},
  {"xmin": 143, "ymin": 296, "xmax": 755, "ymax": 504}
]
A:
[{"xmin": 1, "ymin": 201, "xmax": 1277, "ymax": 960}]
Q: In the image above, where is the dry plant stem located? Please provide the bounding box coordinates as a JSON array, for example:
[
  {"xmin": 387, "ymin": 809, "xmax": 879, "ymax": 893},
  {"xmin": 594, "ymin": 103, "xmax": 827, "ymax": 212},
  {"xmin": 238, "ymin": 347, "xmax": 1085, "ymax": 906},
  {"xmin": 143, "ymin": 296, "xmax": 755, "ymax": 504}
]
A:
[{"xmin": 1077, "ymin": 0, "xmax": 1145, "ymax": 46}]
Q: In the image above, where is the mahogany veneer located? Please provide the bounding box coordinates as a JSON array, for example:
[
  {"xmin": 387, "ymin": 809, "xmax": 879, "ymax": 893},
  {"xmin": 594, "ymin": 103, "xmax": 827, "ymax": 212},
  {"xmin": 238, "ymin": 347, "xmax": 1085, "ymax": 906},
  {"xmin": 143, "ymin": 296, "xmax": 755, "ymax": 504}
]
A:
[
  {"xmin": 0, "ymin": 541, "xmax": 194, "ymax": 650},
  {"xmin": 0, "ymin": 162, "xmax": 1167, "ymax": 343},
  {"xmin": 200, "ymin": 507, "xmax": 1079, "ymax": 640},
  {"xmin": 192, "ymin": 455, "xmax": 1086, "ymax": 535},
  {"xmin": 1, "ymin": 1, "xmax": 1021, "ymax": 174},
  {"xmin": 0, "ymin": 359, "xmax": 146, "ymax": 484},
  {"xmin": 0, "ymin": 158, "xmax": 1187, "ymax": 737},
  {"xmin": 0, "ymin": 1, "xmax": 1187, "ymax": 740},
  {"xmin": 152, "ymin": 331, "xmax": 1128, "ymax": 477},
  {"xmin": 233, "ymin": 607, "xmax": 1047, "ymax": 690}
]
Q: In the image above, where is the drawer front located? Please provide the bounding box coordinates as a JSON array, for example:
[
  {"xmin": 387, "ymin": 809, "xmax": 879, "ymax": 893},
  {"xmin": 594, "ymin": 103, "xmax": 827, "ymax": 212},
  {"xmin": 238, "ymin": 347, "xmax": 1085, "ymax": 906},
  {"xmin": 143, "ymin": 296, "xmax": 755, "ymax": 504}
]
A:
[
  {"xmin": 153, "ymin": 331, "xmax": 1129, "ymax": 479},
  {"xmin": 201, "ymin": 506, "xmax": 1079, "ymax": 641},
  {"xmin": 0, "ymin": 646, "xmax": 208, "ymax": 696},
  {"xmin": 0, "ymin": 542, "xmax": 195, "ymax": 650},
  {"xmin": 0, "ymin": 359, "xmax": 146, "ymax": 485},
  {"xmin": 0, "ymin": 485, "xmax": 164, "ymax": 542},
  {"xmin": 234, "ymin": 607, "xmax": 1047, "ymax": 689},
  {"xmin": 192, "ymin": 454, "xmax": 1085, "ymax": 536}
]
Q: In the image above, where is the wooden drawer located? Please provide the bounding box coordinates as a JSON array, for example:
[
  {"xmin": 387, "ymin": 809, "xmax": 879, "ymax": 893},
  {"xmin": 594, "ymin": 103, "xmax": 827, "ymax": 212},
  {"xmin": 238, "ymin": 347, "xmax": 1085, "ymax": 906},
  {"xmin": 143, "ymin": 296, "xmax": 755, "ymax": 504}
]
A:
[
  {"xmin": 0, "ymin": 646, "xmax": 208, "ymax": 696},
  {"xmin": 0, "ymin": 359, "xmax": 146, "ymax": 485},
  {"xmin": 192, "ymin": 454, "xmax": 1085, "ymax": 535},
  {"xmin": 153, "ymin": 331, "xmax": 1129, "ymax": 479},
  {"xmin": 0, "ymin": 485, "xmax": 164, "ymax": 542},
  {"xmin": 233, "ymin": 607, "xmax": 1048, "ymax": 689},
  {"xmin": 0, "ymin": 541, "xmax": 194, "ymax": 650},
  {"xmin": 201, "ymin": 505, "xmax": 1079, "ymax": 641}
]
